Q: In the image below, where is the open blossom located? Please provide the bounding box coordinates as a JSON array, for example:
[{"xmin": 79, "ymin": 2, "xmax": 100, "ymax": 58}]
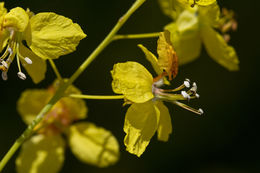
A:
[
  {"xmin": 158, "ymin": 0, "xmax": 239, "ymax": 71},
  {"xmin": 0, "ymin": 3, "xmax": 86, "ymax": 83},
  {"xmin": 16, "ymin": 80, "xmax": 119, "ymax": 173},
  {"xmin": 110, "ymin": 31, "xmax": 203, "ymax": 157}
]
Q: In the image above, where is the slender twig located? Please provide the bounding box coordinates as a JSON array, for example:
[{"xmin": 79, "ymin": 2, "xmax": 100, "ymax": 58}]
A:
[
  {"xmin": 69, "ymin": 94, "xmax": 124, "ymax": 100},
  {"xmin": 48, "ymin": 59, "xmax": 62, "ymax": 81},
  {"xmin": 113, "ymin": 32, "xmax": 160, "ymax": 40}
]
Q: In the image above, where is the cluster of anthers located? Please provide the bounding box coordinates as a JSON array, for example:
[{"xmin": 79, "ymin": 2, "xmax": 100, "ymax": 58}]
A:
[
  {"xmin": 0, "ymin": 30, "xmax": 32, "ymax": 81},
  {"xmin": 152, "ymin": 78, "xmax": 203, "ymax": 115}
]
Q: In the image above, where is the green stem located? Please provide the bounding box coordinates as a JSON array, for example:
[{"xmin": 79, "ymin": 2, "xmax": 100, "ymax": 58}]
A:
[
  {"xmin": 48, "ymin": 59, "xmax": 63, "ymax": 81},
  {"xmin": 69, "ymin": 94, "xmax": 124, "ymax": 100},
  {"xmin": 0, "ymin": 0, "xmax": 146, "ymax": 171},
  {"xmin": 113, "ymin": 32, "xmax": 160, "ymax": 40}
]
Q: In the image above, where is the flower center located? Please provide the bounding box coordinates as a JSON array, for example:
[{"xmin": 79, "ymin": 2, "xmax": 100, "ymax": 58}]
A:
[
  {"xmin": 0, "ymin": 29, "xmax": 32, "ymax": 80},
  {"xmin": 152, "ymin": 78, "xmax": 203, "ymax": 115}
]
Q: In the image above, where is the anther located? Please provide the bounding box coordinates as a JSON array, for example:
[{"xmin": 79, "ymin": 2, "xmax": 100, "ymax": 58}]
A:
[
  {"xmin": 195, "ymin": 93, "xmax": 200, "ymax": 98},
  {"xmin": 2, "ymin": 72, "xmax": 8, "ymax": 80},
  {"xmin": 1, "ymin": 60, "xmax": 8, "ymax": 69},
  {"xmin": 184, "ymin": 80, "xmax": 190, "ymax": 88},
  {"xmin": 181, "ymin": 91, "xmax": 190, "ymax": 100},
  {"xmin": 198, "ymin": 108, "xmax": 204, "ymax": 115},
  {"xmin": 17, "ymin": 72, "xmax": 26, "ymax": 80},
  {"xmin": 190, "ymin": 82, "xmax": 197, "ymax": 92},
  {"xmin": 24, "ymin": 57, "xmax": 32, "ymax": 64}
]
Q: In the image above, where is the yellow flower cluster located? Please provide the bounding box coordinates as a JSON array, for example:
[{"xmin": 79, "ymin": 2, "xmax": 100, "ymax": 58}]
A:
[
  {"xmin": 0, "ymin": 3, "xmax": 86, "ymax": 83},
  {"xmin": 111, "ymin": 32, "xmax": 203, "ymax": 157}
]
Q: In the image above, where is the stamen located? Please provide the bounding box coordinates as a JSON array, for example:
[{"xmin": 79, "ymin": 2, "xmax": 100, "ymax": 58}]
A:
[
  {"xmin": 184, "ymin": 80, "xmax": 190, "ymax": 88},
  {"xmin": 190, "ymin": 82, "xmax": 197, "ymax": 93},
  {"xmin": 17, "ymin": 72, "xmax": 26, "ymax": 80},
  {"xmin": 1, "ymin": 61, "xmax": 8, "ymax": 69},
  {"xmin": 172, "ymin": 101, "xmax": 203, "ymax": 115},
  {"xmin": 195, "ymin": 93, "xmax": 200, "ymax": 98},
  {"xmin": 1, "ymin": 72, "xmax": 8, "ymax": 80},
  {"xmin": 198, "ymin": 108, "xmax": 204, "ymax": 114},
  {"xmin": 181, "ymin": 91, "xmax": 190, "ymax": 100},
  {"xmin": 24, "ymin": 57, "xmax": 32, "ymax": 64}
]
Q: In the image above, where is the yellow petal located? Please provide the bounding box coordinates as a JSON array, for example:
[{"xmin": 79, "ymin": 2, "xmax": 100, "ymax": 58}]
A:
[
  {"xmin": 155, "ymin": 101, "xmax": 172, "ymax": 142},
  {"xmin": 19, "ymin": 44, "xmax": 47, "ymax": 84},
  {"xmin": 17, "ymin": 89, "xmax": 52, "ymax": 125},
  {"xmin": 16, "ymin": 134, "xmax": 65, "ymax": 173},
  {"xmin": 68, "ymin": 122, "xmax": 120, "ymax": 167},
  {"xmin": 138, "ymin": 44, "xmax": 162, "ymax": 75},
  {"xmin": 3, "ymin": 7, "xmax": 29, "ymax": 32},
  {"xmin": 165, "ymin": 22, "xmax": 201, "ymax": 65},
  {"xmin": 157, "ymin": 31, "xmax": 178, "ymax": 80},
  {"xmin": 111, "ymin": 61, "xmax": 154, "ymax": 103},
  {"xmin": 26, "ymin": 12, "xmax": 86, "ymax": 59},
  {"xmin": 124, "ymin": 101, "xmax": 160, "ymax": 157},
  {"xmin": 177, "ymin": 0, "xmax": 216, "ymax": 6},
  {"xmin": 201, "ymin": 26, "xmax": 239, "ymax": 71}
]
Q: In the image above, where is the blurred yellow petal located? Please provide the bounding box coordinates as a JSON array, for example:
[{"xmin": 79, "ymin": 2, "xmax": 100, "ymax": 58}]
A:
[
  {"xmin": 138, "ymin": 44, "xmax": 162, "ymax": 75},
  {"xmin": 17, "ymin": 89, "xmax": 52, "ymax": 124},
  {"xmin": 60, "ymin": 97, "xmax": 87, "ymax": 120},
  {"xmin": 199, "ymin": 2, "xmax": 220, "ymax": 27},
  {"xmin": 3, "ymin": 7, "xmax": 29, "ymax": 32},
  {"xmin": 177, "ymin": 0, "xmax": 216, "ymax": 6},
  {"xmin": 157, "ymin": 31, "xmax": 178, "ymax": 80},
  {"xmin": 16, "ymin": 134, "xmax": 65, "ymax": 173},
  {"xmin": 201, "ymin": 26, "xmax": 239, "ymax": 71},
  {"xmin": 156, "ymin": 101, "xmax": 172, "ymax": 142},
  {"xmin": 124, "ymin": 101, "xmax": 160, "ymax": 157},
  {"xmin": 166, "ymin": 22, "xmax": 201, "ymax": 65},
  {"xmin": 26, "ymin": 12, "xmax": 86, "ymax": 59},
  {"xmin": 68, "ymin": 122, "xmax": 119, "ymax": 167},
  {"xmin": 19, "ymin": 44, "xmax": 47, "ymax": 84},
  {"xmin": 111, "ymin": 61, "xmax": 154, "ymax": 103}
]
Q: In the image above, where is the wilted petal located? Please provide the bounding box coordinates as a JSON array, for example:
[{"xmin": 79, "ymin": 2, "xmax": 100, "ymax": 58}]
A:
[
  {"xmin": 26, "ymin": 12, "xmax": 86, "ymax": 59},
  {"xmin": 157, "ymin": 31, "xmax": 178, "ymax": 80},
  {"xmin": 68, "ymin": 122, "xmax": 120, "ymax": 167},
  {"xmin": 16, "ymin": 134, "xmax": 65, "ymax": 173},
  {"xmin": 111, "ymin": 61, "xmax": 154, "ymax": 103},
  {"xmin": 124, "ymin": 101, "xmax": 160, "ymax": 157}
]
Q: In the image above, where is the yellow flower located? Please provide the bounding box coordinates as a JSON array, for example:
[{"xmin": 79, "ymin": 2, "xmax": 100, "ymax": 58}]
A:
[
  {"xmin": 16, "ymin": 80, "xmax": 119, "ymax": 173},
  {"xmin": 111, "ymin": 61, "xmax": 203, "ymax": 157},
  {"xmin": 158, "ymin": 0, "xmax": 239, "ymax": 71},
  {"xmin": 0, "ymin": 3, "xmax": 86, "ymax": 83}
]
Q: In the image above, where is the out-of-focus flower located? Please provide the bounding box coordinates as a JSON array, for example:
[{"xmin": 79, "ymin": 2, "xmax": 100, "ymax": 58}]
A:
[
  {"xmin": 158, "ymin": 0, "xmax": 239, "ymax": 71},
  {"xmin": 16, "ymin": 80, "xmax": 119, "ymax": 173}
]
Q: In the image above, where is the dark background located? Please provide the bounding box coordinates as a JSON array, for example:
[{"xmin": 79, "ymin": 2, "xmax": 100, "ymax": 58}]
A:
[{"xmin": 0, "ymin": 0, "xmax": 259, "ymax": 172}]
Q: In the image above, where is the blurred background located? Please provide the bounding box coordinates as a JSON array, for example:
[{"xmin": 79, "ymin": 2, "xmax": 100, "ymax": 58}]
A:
[{"xmin": 0, "ymin": 0, "xmax": 259, "ymax": 172}]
